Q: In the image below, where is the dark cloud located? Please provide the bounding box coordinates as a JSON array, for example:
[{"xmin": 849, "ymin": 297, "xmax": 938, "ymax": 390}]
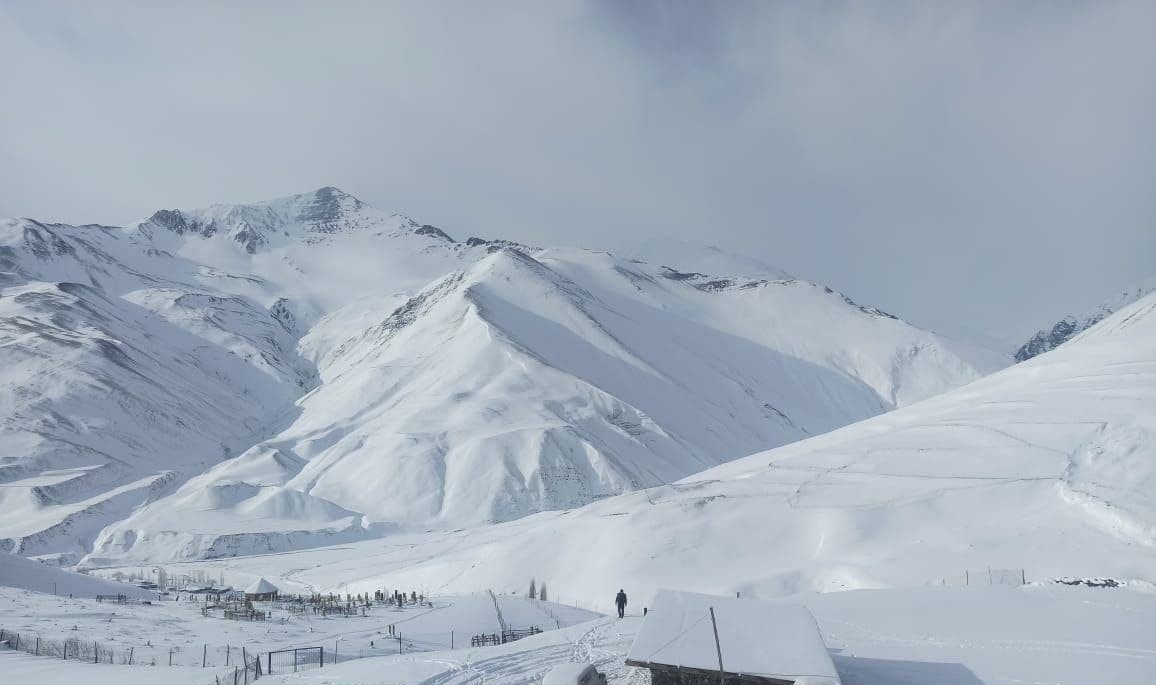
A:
[{"xmin": 1, "ymin": 1, "xmax": 1152, "ymax": 343}]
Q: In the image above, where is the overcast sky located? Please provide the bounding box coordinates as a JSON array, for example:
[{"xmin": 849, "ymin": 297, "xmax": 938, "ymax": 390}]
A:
[{"xmin": 1, "ymin": 1, "xmax": 1152, "ymax": 344}]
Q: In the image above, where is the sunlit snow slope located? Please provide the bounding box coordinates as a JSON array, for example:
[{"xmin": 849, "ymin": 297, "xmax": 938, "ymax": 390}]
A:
[
  {"xmin": 249, "ymin": 293, "xmax": 1156, "ymax": 602},
  {"xmin": 0, "ymin": 188, "xmax": 1003, "ymax": 564}
]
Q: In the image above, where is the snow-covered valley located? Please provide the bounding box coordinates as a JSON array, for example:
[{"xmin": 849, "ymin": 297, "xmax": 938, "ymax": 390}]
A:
[{"xmin": 2, "ymin": 187, "xmax": 1153, "ymax": 685}]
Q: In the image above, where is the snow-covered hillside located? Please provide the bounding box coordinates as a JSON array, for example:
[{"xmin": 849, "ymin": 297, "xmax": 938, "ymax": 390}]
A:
[
  {"xmin": 177, "ymin": 292, "xmax": 1156, "ymax": 603},
  {"xmin": 0, "ymin": 187, "xmax": 1003, "ymax": 564},
  {"xmin": 0, "ymin": 553, "xmax": 156, "ymax": 599},
  {"xmin": 1015, "ymin": 274, "xmax": 1156, "ymax": 361}
]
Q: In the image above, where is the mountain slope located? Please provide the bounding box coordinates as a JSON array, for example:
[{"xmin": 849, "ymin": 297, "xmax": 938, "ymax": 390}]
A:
[
  {"xmin": 85, "ymin": 244, "xmax": 1008, "ymax": 564},
  {"xmin": 1015, "ymin": 275, "xmax": 1156, "ymax": 361},
  {"xmin": 0, "ymin": 188, "xmax": 1005, "ymax": 565},
  {"xmin": 233, "ymin": 292, "xmax": 1156, "ymax": 602}
]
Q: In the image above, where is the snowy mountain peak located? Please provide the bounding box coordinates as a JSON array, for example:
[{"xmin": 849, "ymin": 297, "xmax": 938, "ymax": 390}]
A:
[{"xmin": 135, "ymin": 186, "xmax": 420, "ymax": 253}]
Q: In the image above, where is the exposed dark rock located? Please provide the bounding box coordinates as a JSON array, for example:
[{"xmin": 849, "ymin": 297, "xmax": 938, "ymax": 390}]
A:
[
  {"xmin": 148, "ymin": 209, "xmax": 217, "ymax": 237},
  {"xmin": 1015, "ymin": 315, "xmax": 1098, "ymax": 362},
  {"xmin": 232, "ymin": 222, "xmax": 266, "ymax": 254},
  {"xmin": 465, "ymin": 236, "xmax": 532, "ymax": 253},
  {"xmin": 415, "ymin": 224, "xmax": 455, "ymax": 242},
  {"xmin": 298, "ymin": 186, "xmax": 362, "ymax": 230}
]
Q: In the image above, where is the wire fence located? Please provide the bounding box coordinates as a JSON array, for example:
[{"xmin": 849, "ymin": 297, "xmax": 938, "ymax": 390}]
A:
[
  {"xmin": 198, "ymin": 651, "xmax": 264, "ymax": 685},
  {"xmin": 928, "ymin": 568, "xmax": 1028, "ymax": 586},
  {"xmin": 0, "ymin": 627, "xmax": 139, "ymax": 664}
]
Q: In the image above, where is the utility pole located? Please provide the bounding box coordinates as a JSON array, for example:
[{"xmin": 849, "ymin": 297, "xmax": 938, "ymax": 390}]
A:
[{"xmin": 709, "ymin": 607, "xmax": 725, "ymax": 685}]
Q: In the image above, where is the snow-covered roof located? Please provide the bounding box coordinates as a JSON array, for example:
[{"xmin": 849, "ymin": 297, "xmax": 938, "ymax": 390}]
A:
[
  {"xmin": 626, "ymin": 590, "xmax": 840, "ymax": 685},
  {"xmin": 243, "ymin": 577, "xmax": 279, "ymax": 594}
]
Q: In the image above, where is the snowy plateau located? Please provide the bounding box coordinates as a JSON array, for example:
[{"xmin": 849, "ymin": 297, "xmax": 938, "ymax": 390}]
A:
[{"xmin": 2, "ymin": 186, "xmax": 1155, "ymax": 685}]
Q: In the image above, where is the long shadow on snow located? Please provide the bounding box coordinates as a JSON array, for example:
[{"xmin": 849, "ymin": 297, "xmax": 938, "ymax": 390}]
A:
[{"xmin": 832, "ymin": 655, "xmax": 986, "ymax": 685}]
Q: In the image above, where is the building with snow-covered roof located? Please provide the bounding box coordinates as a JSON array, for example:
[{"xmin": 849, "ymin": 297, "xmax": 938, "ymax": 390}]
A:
[
  {"xmin": 625, "ymin": 590, "xmax": 840, "ymax": 685},
  {"xmin": 243, "ymin": 577, "xmax": 279, "ymax": 602}
]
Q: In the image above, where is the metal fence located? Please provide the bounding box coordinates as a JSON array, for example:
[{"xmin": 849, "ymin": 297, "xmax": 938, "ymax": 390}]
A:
[{"xmin": 266, "ymin": 646, "xmax": 324, "ymax": 675}]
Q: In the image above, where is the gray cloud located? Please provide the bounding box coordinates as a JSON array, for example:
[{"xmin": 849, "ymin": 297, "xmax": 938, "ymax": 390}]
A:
[{"xmin": 1, "ymin": 0, "xmax": 1152, "ymax": 343}]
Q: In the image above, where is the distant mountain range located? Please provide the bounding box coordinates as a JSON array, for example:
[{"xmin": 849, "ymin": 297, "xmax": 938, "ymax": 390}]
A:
[{"xmin": 0, "ymin": 187, "xmax": 1006, "ymax": 565}]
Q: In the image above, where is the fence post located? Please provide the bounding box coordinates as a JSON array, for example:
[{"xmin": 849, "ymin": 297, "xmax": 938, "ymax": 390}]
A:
[
  {"xmin": 36, "ymin": 637, "xmax": 40, "ymax": 655},
  {"xmin": 988, "ymin": 567, "xmax": 993, "ymax": 584},
  {"xmin": 169, "ymin": 647, "xmax": 174, "ymax": 666},
  {"xmin": 63, "ymin": 639, "xmax": 68, "ymax": 660},
  {"xmin": 94, "ymin": 641, "xmax": 99, "ymax": 663},
  {"xmin": 226, "ymin": 645, "xmax": 231, "ymax": 666},
  {"xmin": 128, "ymin": 647, "xmax": 134, "ymax": 665},
  {"xmin": 1022, "ymin": 569, "xmax": 1026, "ymax": 585},
  {"xmin": 203, "ymin": 643, "xmax": 208, "ymax": 668},
  {"xmin": 451, "ymin": 631, "xmax": 454, "ymax": 649}
]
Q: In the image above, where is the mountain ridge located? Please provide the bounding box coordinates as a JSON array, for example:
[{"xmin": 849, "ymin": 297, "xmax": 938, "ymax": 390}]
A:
[
  {"xmin": 0, "ymin": 187, "xmax": 1008, "ymax": 565},
  {"xmin": 1016, "ymin": 275, "xmax": 1156, "ymax": 361}
]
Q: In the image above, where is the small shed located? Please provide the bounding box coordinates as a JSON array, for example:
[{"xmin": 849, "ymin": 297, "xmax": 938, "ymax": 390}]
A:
[
  {"xmin": 625, "ymin": 590, "xmax": 840, "ymax": 685},
  {"xmin": 244, "ymin": 577, "xmax": 279, "ymax": 602}
]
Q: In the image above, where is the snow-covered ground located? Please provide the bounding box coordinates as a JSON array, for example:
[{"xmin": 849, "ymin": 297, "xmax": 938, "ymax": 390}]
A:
[
  {"xmin": 0, "ymin": 651, "xmax": 215, "ymax": 685},
  {"xmin": 0, "ymin": 582, "xmax": 597, "ymax": 669},
  {"xmin": 5, "ymin": 560, "xmax": 1154, "ymax": 685},
  {"xmin": 254, "ymin": 585, "xmax": 1156, "ymax": 685}
]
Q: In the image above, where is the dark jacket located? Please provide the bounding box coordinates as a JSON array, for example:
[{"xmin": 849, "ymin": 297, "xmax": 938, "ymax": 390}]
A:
[{"xmin": 615, "ymin": 591, "xmax": 627, "ymax": 607}]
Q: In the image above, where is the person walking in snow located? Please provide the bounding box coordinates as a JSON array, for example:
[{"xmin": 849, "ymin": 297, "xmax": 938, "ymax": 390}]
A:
[{"xmin": 615, "ymin": 589, "xmax": 627, "ymax": 618}]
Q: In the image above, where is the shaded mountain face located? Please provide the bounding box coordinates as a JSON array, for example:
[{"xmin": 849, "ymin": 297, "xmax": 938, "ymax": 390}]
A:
[
  {"xmin": 1016, "ymin": 276, "xmax": 1156, "ymax": 361},
  {"xmin": 0, "ymin": 188, "xmax": 1007, "ymax": 565}
]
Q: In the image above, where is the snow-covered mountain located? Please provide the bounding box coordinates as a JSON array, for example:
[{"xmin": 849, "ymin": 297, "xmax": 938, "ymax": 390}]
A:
[
  {"xmin": 228, "ymin": 291, "xmax": 1156, "ymax": 602},
  {"xmin": 1015, "ymin": 275, "xmax": 1156, "ymax": 361},
  {"xmin": 0, "ymin": 188, "xmax": 1005, "ymax": 565}
]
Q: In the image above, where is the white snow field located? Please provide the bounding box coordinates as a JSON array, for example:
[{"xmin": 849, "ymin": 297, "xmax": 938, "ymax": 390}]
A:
[
  {"xmin": 0, "ymin": 567, "xmax": 599, "ymax": 679},
  {"xmin": 254, "ymin": 586, "xmax": 1156, "ymax": 685},
  {"xmin": 0, "ymin": 187, "xmax": 1004, "ymax": 565}
]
